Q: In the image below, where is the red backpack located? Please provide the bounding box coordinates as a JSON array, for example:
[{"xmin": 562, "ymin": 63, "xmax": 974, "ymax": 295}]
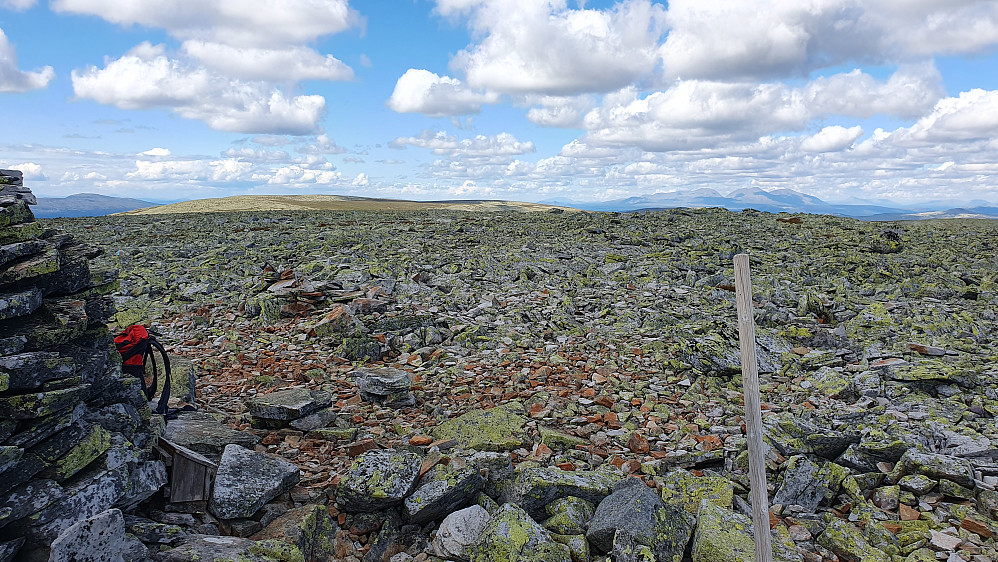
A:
[{"xmin": 115, "ymin": 325, "xmax": 172, "ymax": 416}]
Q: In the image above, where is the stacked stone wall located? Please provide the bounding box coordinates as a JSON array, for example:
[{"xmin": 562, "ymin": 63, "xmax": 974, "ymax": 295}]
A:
[{"xmin": 0, "ymin": 170, "xmax": 166, "ymax": 561}]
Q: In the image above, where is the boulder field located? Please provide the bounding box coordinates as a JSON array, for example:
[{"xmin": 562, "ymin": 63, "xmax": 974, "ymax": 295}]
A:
[{"xmin": 13, "ymin": 181, "xmax": 995, "ymax": 561}]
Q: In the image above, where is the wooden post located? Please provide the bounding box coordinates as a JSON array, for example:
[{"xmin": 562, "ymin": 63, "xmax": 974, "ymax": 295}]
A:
[{"xmin": 733, "ymin": 253, "xmax": 773, "ymax": 562}]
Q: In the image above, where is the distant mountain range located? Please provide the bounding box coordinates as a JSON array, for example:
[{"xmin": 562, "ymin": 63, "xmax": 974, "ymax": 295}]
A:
[
  {"xmin": 543, "ymin": 187, "xmax": 998, "ymax": 220},
  {"xmin": 33, "ymin": 194, "xmax": 157, "ymax": 218},
  {"xmin": 29, "ymin": 188, "xmax": 998, "ymax": 220}
]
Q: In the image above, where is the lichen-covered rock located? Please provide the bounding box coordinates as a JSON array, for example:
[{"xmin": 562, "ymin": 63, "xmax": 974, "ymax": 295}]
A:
[
  {"xmin": 892, "ymin": 449, "xmax": 975, "ymax": 488},
  {"xmin": 817, "ymin": 517, "xmax": 888, "ymax": 562},
  {"xmin": 659, "ymin": 468, "xmax": 734, "ymax": 515},
  {"xmin": 691, "ymin": 501, "xmax": 755, "ymax": 562},
  {"xmin": 467, "ymin": 504, "xmax": 557, "ymax": 562},
  {"xmin": 335, "ymin": 449, "xmax": 422, "ymax": 512},
  {"xmin": 538, "ymin": 427, "xmax": 588, "ymax": 450},
  {"xmin": 246, "ymin": 387, "xmax": 332, "ymax": 423},
  {"xmin": 404, "ymin": 463, "xmax": 485, "ymax": 525},
  {"xmin": 431, "ymin": 404, "xmax": 528, "ymax": 452},
  {"xmin": 251, "ymin": 504, "xmax": 339, "ymax": 562},
  {"xmin": 123, "ymin": 515, "xmax": 186, "ymax": 545},
  {"xmin": 210, "ymin": 444, "xmax": 301, "ymax": 520},
  {"xmin": 433, "ymin": 505, "xmax": 491, "ymax": 562},
  {"xmin": 507, "ymin": 464, "xmax": 621, "ymax": 520},
  {"xmin": 541, "ymin": 496, "xmax": 595, "ymax": 535}
]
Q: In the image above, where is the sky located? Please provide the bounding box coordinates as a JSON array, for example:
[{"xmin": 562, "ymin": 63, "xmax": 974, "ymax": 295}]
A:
[{"xmin": 2, "ymin": 0, "xmax": 998, "ymax": 206}]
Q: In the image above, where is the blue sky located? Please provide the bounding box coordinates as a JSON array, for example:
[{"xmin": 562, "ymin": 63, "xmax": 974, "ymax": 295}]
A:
[{"xmin": 2, "ymin": 0, "xmax": 998, "ymax": 206}]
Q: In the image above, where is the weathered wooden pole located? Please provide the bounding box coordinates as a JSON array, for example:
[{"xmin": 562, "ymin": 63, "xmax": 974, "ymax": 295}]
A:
[{"xmin": 733, "ymin": 253, "xmax": 774, "ymax": 562}]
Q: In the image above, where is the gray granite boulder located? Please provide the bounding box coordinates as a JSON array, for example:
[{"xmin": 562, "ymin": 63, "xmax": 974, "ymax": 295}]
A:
[
  {"xmin": 433, "ymin": 505, "xmax": 491, "ymax": 562},
  {"xmin": 404, "ymin": 463, "xmax": 485, "ymax": 525},
  {"xmin": 587, "ymin": 477, "xmax": 666, "ymax": 552},
  {"xmin": 246, "ymin": 387, "xmax": 332, "ymax": 423},
  {"xmin": 209, "ymin": 444, "xmax": 300, "ymax": 520},
  {"xmin": 48, "ymin": 508, "xmax": 125, "ymax": 562},
  {"xmin": 773, "ymin": 455, "xmax": 849, "ymax": 512},
  {"xmin": 289, "ymin": 407, "xmax": 338, "ymax": 432},
  {"xmin": 336, "ymin": 449, "xmax": 422, "ymax": 512}
]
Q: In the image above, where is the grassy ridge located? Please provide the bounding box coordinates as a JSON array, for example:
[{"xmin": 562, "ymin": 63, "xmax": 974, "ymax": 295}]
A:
[{"xmin": 119, "ymin": 194, "xmax": 578, "ymax": 215}]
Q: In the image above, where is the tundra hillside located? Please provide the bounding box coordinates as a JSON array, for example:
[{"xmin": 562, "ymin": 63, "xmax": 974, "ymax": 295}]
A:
[{"xmin": 47, "ymin": 207, "xmax": 998, "ymax": 561}]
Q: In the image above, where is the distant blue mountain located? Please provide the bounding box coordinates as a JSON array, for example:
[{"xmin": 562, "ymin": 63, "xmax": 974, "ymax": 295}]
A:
[
  {"xmin": 544, "ymin": 188, "xmax": 998, "ymax": 219},
  {"xmin": 33, "ymin": 193, "xmax": 157, "ymax": 218}
]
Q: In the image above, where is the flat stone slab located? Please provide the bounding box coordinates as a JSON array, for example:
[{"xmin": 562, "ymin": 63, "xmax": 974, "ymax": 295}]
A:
[
  {"xmin": 162, "ymin": 413, "xmax": 258, "ymax": 462},
  {"xmin": 245, "ymin": 387, "xmax": 332, "ymax": 422},
  {"xmin": 209, "ymin": 444, "xmax": 300, "ymax": 520},
  {"xmin": 49, "ymin": 508, "xmax": 125, "ymax": 562},
  {"xmin": 508, "ymin": 465, "xmax": 622, "ymax": 520},
  {"xmin": 157, "ymin": 536, "xmax": 303, "ymax": 562},
  {"xmin": 431, "ymin": 404, "xmax": 528, "ymax": 452}
]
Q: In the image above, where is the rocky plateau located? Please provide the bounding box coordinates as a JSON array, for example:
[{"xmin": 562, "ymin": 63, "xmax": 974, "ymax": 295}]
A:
[{"xmin": 28, "ymin": 200, "xmax": 998, "ymax": 562}]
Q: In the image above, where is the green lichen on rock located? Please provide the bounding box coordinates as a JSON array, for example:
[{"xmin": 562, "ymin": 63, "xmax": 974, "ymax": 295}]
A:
[
  {"xmin": 690, "ymin": 500, "xmax": 755, "ymax": 562},
  {"xmin": 539, "ymin": 426, "xmax": 588, "ymax": 450},
  {"xmin": 468, "ymin": 503, "xmax": 554, "ymax": 562},
  {"xmin": 660, "ymin": 469, "xmax": 733, "ymax": 515},
  {"xmin": 40, "ymin": 424, "xmax": 112, "ymax": 481},
  {"xmin": 431, "ymin": 403, "xmax": 528, "ymax": 451},
  {"xmin": 246, "ymin": 539, "xmax": 306, "ymax": 562},
  {"xmin": 817, "ymin": 517, "xmax": 888, "ymax": 562}
]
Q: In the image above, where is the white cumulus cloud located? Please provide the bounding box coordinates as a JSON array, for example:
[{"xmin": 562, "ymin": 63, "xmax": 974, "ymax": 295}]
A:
[
  {"xmin": 72, "ymin": 49, "xmax": 325, "ymax": 134},
  {"xmin": 388, "ymin": 69, "xmax": 499, "ymax": 117},
  {"xmin": 801, "ymin": 125, "xmax": 864, "ymax": 152},
  {"xmin": 0, "ymin": 28, "xmax": 54, "ymax": 92},
  {"xmin": 51, "ymin": 0, "xmax": 359, "ymax": 48},
  {"xmin": 440, "ymin": 0, "xmax": 667, "ymax": 95},
  {"xmin": 182, "ymin": 41, "xmax": 353, "ymax": 82}
]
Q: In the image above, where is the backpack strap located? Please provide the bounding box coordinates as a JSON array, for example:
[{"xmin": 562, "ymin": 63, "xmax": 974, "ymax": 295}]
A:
[{"xmin": 147, "ymin": 336, "xmax": 172, "ymax": 415}]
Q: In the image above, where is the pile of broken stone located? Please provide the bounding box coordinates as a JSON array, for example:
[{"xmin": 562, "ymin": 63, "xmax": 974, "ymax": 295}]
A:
[{"xmin": 0, "ymin": 171, "xmax": 166, "ymax": 561}]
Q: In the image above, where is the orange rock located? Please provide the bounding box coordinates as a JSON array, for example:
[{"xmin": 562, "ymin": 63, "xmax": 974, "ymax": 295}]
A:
[
  {"xmin": 961, "ymin": 517, "xmax": 993, "ymax": 539},
  {"xmin": 556, "ymin": 462, "xmax": 575, "ymax": 471},
  {"xmin": 408, "ymin": 435, "xmax": 433, "ymax": 446},
  {"xmin": 899, "ymin": 504, "xmax": 920, "ymax": 521},
  {"xmin": 621, "ymin": 460, "xmax": 642, "ymax": 474},
  {"xmin": 595, "ymin": 396, "xmax": 614, "ymax": 408},
  {"xmin": 346, "ymin": 439, "xmax": 376, "ymax": 456},
  {"xmin": 626, "ymin": 432, "xmax": 650, "ymax": 454}
]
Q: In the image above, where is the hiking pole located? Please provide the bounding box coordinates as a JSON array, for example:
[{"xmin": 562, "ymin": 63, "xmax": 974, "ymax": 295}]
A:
[{"xmin": 733, "ymin": 253, "xmax": 773, "ymax": 562}]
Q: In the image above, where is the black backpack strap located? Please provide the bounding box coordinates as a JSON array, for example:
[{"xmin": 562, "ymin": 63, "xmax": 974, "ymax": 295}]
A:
[{"xmin": 148, "ymin": 336, "xmax": 172, "ymax": 416}]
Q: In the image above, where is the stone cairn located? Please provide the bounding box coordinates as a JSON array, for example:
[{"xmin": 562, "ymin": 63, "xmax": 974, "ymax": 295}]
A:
[{"xmin": 0, "ymin": 170, "xmax": 166, "ymax": 561}]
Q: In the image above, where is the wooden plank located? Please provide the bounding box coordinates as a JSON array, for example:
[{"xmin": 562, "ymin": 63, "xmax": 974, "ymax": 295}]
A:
[
  {"xmin": 171, "ymin": 458, "xmax": 209, "ymax": 502},
  {"xmin": 733, "ymin": 253, "xmax": 774, "ymax": 562}
]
